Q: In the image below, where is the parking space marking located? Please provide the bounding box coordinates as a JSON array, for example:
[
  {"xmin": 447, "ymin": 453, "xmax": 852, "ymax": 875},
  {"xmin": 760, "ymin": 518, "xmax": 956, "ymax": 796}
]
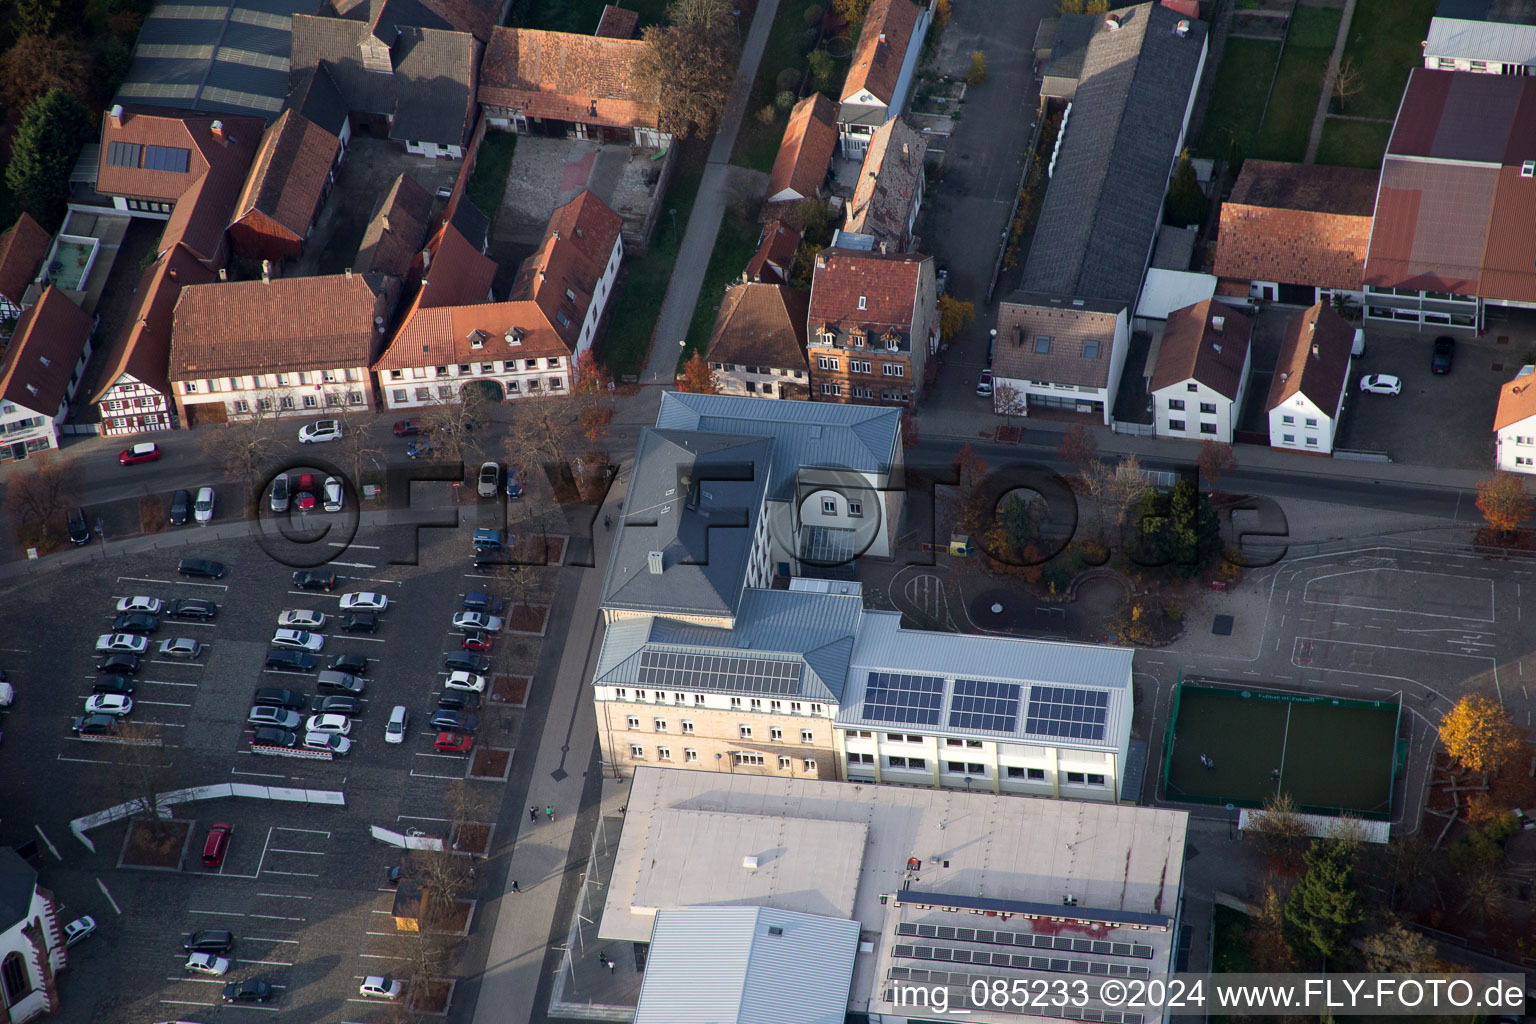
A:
[
  {"xmin": 150, "ymin": 659, "xmax": 207, "ymax": 668},
  {"xmin": 165, "ymin": 975, "xmax": 225, "ymax": 985},
  {"xmin": 189, "ymin": 908, "xmax": 244, "ymax": 916},
  {"xmin": 236, "ymin": 958, "xmax": 294, "ymax": 967},
  {"xmin": 58, "ymin": 755, "xmax": 115, "ymax": 765},
  {"xmin": 175, "ymin": 580, "xmax": 229, "ymax": 589},
  {"xmin": 397, "ymin": 815, "xmax": 449, "ymax": 823},
  {"xmin": 141, "ymin": 720, "xmax": 187, "ymax": 728},
  {"xmin": 137, "ymin": 700, "xmax": 194, "ymax": 708},
  {"xmin": 170, "ymin": 620, "xmax": 219, "ymax": 628},
  {"xmin": 329, "ymin": 561, "xmax": 376, "ymax": 568},
  {"xmin": 231, "ymin": 768, "xmax": 285, "ymax": 779},
  {"xmin": 326, "ymin": 634, "xmax": 385, "ymax": 644},
  {"xmin": 97, "ymin": 877, "xmax": 120, "ymax": 914},
  {"xmin": 248, "ymin": 913, "xmax": 306, "ymax": 922},
  {"xmin": 415, "ymin": 752, "xmax": 466, "ymax": 761},
  {"xmin": 340, "ymin": 576, "xmax": 404, "ymax": 585},
  {"xmin": 275, "ymin": 827, "xmax": 331, "ymax": 836},
  {"xmin": 119, "ymin": 576, "xmax": 172, "ymax": 585},
  {"xmin": 256, "ymin": 892, "xmax": 312, "ymax": 899},
  {"xmin": 411, "ymin": 770, "xmax": 464, "ymax": 780},
  {"xmin": 262, "ymin": 869, "xmax": 320, "ymax": 877},
  {"xmin": 357, "ymin": 953, "xmax": 410, "ymax": 961},
  {"xmin": 160, "ymin": 998, "xmax": 217, "ymax": 1006},
  {"xmin": 223, "ymin": 1003, "xmax": 281, "ymax": 1012},
  {"xmin": 246, "ymin": 936, "xmax": 302, "ymax": 944},
  {"xmin": 328, "ymin": 541, "xmax": 381, "ymax": 549}
]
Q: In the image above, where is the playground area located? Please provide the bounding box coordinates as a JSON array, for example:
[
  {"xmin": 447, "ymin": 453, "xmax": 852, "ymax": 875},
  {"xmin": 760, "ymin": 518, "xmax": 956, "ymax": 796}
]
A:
[{"xmin": 1162, "ymin": 681, "xmax": 1401, "ymax": 819}]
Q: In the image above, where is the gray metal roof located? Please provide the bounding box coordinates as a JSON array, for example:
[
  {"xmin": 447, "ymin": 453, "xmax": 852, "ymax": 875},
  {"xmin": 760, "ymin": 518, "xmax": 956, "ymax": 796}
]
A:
[
  {"xmin": 0, "ymin": 847, "xmax": 38, "ymax": 933},
  {"xmin": 636, "ymin": 906, "xmax": 860, "ymax": 1024},
  {"xmin": 1022, "ymin": 2, "xmax": 1208, "ymax": 307},
  {"xmin": 594, "ymin": 587, "xmax": 866, "ymax": 703},
  {"xmin": 838, "ymin": 610, "xmax": 1133, "ymax": 747},
  {"xmin": 1425, "ymin": 16, "xmax": 1536, "ymax": 65},
  {"xmin": 656, "ymin": 392, "xmax": 901, "ymax": 502},
  {"xmin": 601, "ymin": 428, "xmax": 774, "ymax": 622}
]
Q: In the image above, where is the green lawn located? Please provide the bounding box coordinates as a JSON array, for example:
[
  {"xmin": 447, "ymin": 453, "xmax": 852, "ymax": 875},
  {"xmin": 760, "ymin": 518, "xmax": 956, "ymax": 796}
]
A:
[
  {"xmin": 1315, "ymin": 116, "xmax": 1391, "ymax": 168},
  {"xmin": 517, "ymin": 0, "xmax": 668, "ymax": 32},
  {"xmin": 465, "ymin": 131, "xmax": 516, "ymax": 224},
  {"xmin": 1337, "ymin": 0, "xmax": 1437, "ymax": 120},
  {"xmin": 1253, "ymin": 10, "xmax": 1339, "ymax": 163},
  {"xmin": 731, "ymin": 0, "xmax": 851, "ymax": 171},
  {"xmin": 680, "ymin": 212, "xmax": 761, "ymax": 368},
  {"xmin": 1194, "ymin": 38, "xmax": 1280, "ymax": 159},
  {"xmin": 596, "ymin": 143, "xmax": 707, "ymax": 380}
]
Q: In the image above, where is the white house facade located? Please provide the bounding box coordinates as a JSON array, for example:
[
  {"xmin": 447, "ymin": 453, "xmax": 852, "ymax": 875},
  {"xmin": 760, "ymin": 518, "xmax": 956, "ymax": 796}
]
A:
[
  {"xmin": 1423, "ymin": 17, "xmax": 1536, "ymax": 75},
  {"xmin": 1265, "ymin": 301, "xmax": 1354, "ymax": 455},
  {"xmin": 990, "ymin": 296, "xmax": 1130, "ymax": 426},
  {"xmin": 1268, "ymin": 389, "xmax": 1341, "ymax": 454},
  {"xmin": 1495, "ymin": 365, "xmax": 1536, "ymax": 474},
  {"xmin": 0, "ymin": 848, "xmax": 68, "ymax": 1024},
  {"xmin": 379, "ymin": 353, "xmax": 569, "ymax": 410},
  {"xmin": 175, "ymin": 368, "xmax": 373, "ymax": 422}
]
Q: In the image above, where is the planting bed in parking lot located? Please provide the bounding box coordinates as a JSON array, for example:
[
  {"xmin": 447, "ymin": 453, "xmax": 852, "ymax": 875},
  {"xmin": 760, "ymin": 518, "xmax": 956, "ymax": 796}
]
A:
[{"xmin": 118, "ymin": 819, "xmax": 192, "ymax": 870}]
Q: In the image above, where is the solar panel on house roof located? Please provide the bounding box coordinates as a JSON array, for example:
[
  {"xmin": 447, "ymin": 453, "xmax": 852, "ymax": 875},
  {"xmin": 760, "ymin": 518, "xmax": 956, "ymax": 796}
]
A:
[
  {"xmin": 107, "ymin": 142, "xmax": 143, "ymax": 167},
  {"xmin": 1024, "ymin": 685, "xmax": 1109, "ymax": 741},
  {"xmin": 948, "ymin": 678, "xmax": 1021, "ymax": 732},
  {"xmin": 863, "ymin": 671, "xmax": 943, "ymax": 726},
  {"xmin": 142, "ymin": 145, "xmax": 191, "ymax": 172},
  {"xmin": 636, "ymin": 649, "xmax": 801, "ymax": 695}
]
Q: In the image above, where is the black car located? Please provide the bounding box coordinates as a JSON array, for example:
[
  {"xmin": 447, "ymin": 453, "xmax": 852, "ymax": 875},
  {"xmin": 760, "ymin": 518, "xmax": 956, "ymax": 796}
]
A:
[
  {"xmin": 71, "ymin": 714, "xmax": 117, "ymax": 735},
  {"xmin": 166, "ymin": 597, "xmax": 218, "ymax": 620},
  {"xmin": 1432, "ymin": 335, "xmax": 1455, "ymax": 374},
  {"xmin": 330, "ymin": 653, "xmax": 369, "ymax": 676},
  {"xmin": 67, "ymin": 508, "xmax": 90, "ymax": 546},
  {"xmin": 252, "ymin": 687, "xmax": 307, "ymax": 710},
  {"xmin": 251, "ymin": 726, "xmax": 299, "ymax": 748},
  {"xmin": 265, "ymin": 650, "xmax": 317, "ymax": 672},
  {"xmin": 317, "ymin": 695, "xmax": 362, "ymax": 716},
  {"xmin": 429, "ymin": 709, "xmax": 478, "ymax": 732},
  {"xmin": 340, "ymin": 612, "xmax": 377, "ymax": 634},
  {"xmin": 97, "ymin": 653, "xmax": 140, "ymax": 675},
  {"xmin": 223, "ymin": 979, "xmax": 273, "ymax": 1003},
  {"xmin": 437, "ymin": 690, "xmax": 481, "ymax": 711},
  {"xmin": 168, "ymin": 489, "xmax": 192, "ymax": 526},
  {"xmin": 92, "ymin": 675, "xmax": 137, "ymax": 695},
  {"xmin": 184, "ymin": 930, "xmax": 234, "ymax": 954},
  {"xmin": 443, "ymin": 652, "xmax": 491, "ymax": 674},
  {"xmin": 292, "ymin": 570, "xmax": 337, "ymax": 591},
  {"xmin": 177, "ymin": 558, "xmax": 225, "ymax": 579},
  {"xmin": 112, "ymin": 612, "xmax": 159, "ymax": 634},
  {"xmin": 315, "ymin": 670, "xmax": 364, "ymax": 695}
]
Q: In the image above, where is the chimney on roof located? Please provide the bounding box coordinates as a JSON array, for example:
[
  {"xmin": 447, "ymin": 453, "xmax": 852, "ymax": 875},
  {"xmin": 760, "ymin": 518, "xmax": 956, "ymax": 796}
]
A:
[
  {"xmin": 421, "ymin": 248, "xmax": 432, "ymax": 270},
  {"xmin": 261, "ymin": 260, "xmax": 271, "ymax": 284},
  {"xmin": 552, "ymin": 231, "xmax": 560, "ymax": 243},
  {"xmin": 110, "ymin": 104, "xmax": 123, "ymax": 126},
  {"xmin": 575, "ymin": 225, "xmax": 584, "ymax": 238},
  {"xmin": 879, "ymin": 241, "xmax": 888, "ymax": 254},
  {"xmin": 647, "ymin": 550, "xmax": 664, "ymax": 575},
  {"xmin": 218, "ymin": 268, "xmax": 227, "ymax": 282},
  {"xmin": 168, "ymin": 268, "xmax": 177, "ymax": 281},
  {"xmin": 1174, "ymin": 18, "xmax": 1190, "ymax": 37},
  {"xmin": 1105, "ymin": 12, "xmax": 1122, "ymax": 29},
  {"xmin": 878, "ymin": 32, "xmax": 886, "ymax": 43},
  {"xmin": 345, "ymin": 267, "xmax": 353, "ymax": 280},
  {"xmin": 1211, "ymin": 315, "xmax": 1224, "ymax": 333},
  {"xmin": 815, "ymin": 253, "xmax": 826, "ymax": 269},
  {"xmin": 211, "ymin": 119, "xmax": 226, "ymax": 141}
]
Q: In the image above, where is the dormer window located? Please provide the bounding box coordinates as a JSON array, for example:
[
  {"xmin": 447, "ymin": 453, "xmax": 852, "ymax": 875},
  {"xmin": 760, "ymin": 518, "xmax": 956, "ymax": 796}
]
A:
[
  {"xmin": 505, "ymin": 326, "xmax": 524, "ymax": 346},
  {"xmin": 468, "ymin": 329, "xmax": 487, "ymax": 349}
]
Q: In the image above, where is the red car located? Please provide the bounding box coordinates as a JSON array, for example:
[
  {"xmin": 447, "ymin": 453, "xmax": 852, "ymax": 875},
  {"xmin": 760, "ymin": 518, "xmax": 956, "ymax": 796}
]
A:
[
  {"xmin": 392, "ymin": 419, "xmax": 424, "ymax": 437},
  {"xmin": 295, "ymin": 472, "xmax": 317, "ymax": 511},
  {"xmin": 119, "ymin": 442, "xmax": 162, "ymax": 465},
  {"xmin": 434, "ymin": 731, "xmax": 474, "ymax": 753},
  {"xmin": 461, "ymin": 630, "xmax": 493, "ymax": 652},
  {"xmin": 201, "ymin": 822, "xmax": 232, "ymax": 868}
]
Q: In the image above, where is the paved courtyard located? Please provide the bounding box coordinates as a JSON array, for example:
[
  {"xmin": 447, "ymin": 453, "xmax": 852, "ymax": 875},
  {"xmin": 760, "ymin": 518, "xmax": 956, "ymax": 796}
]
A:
[{"xmin": 490, "ymin": 136, "xmax": 667, "ymax": 249}]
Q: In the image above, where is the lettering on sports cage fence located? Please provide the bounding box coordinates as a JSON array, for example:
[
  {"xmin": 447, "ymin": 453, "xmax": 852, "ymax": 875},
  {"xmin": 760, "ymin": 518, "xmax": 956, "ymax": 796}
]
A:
[{"xmin": 886, "ymin": 973, "xmax": 1525, "ymax": 1016}]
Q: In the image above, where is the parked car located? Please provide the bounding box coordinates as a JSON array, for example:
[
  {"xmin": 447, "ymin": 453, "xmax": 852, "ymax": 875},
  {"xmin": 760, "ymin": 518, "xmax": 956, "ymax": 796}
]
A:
[
  {"xmin": 223, "ymin": 979, "xmax": 273, "ymax": 1003},
  {"xmin": 443, "ymin": 652, "xmax": 491, "ymax": 674},
  {"xmin": 392, "ymin": 419, "xmax": 423, "ymax": 436},
  {"xmin": 452, "ymin": 611, "xmax": 502, "ymax": 632},
  {"xmin": 116, "ymin": 595, "xmax": 163, "ymax": 614},
  {"xmin": 96, "ymin": 633, "xmax": 148, "ymax": 654},
  {"xmin": 158, "ymin": 637, "xmax": 203, "ymax": 659},
  {"xmin": 177, "ymin": 558, "xmax": 225, "ymax": 579},
  {"xmin": 444, "ymin": 671, "xmax": 486, "ymax": 693},
  {"xmin": 477, "ymin": 461, "xmax": 499, "ymax": 498},
  {"xmin": 437, "ymin": 690, "xmax": 480, "ymax": 711},
  {"xmin": 506, "ymin": 465, "xmax": 523, "ymax": 499},
  {"xmin": 272, "ymin": 628, "xmax": 324, "ymax": 652},
  {"xmin": 430, "ymin": 709, "xmax": 477, "ymax": 732},
  {"xmin": 1358, "ymin": 373, "xmax": 1402, "ymax": 395},
  {"xmin": 292, "ymin": 570, "xmax": 337, "ymax": 591},
  {"xmin": 169, "ymin": 489, "xmax": 192, "ymax": 526},
  {"xmin": 185, "ymin": 953, "xmax": 231, "ymax": 976},
  {"xmin": 92, "ymin": 675, "xmax": 136, "ymax": 695},
  {"xmin": 247, "ymin": 706, "xmax": 302, "ymax": 729},
  {"xmin": 63, "ymin": 916, "xmax": 96, "ymax": 947},
  {"xmin": 461, "ymin": 630, "xmax": 492, "ymax": 651},
  {"xmin": 317, "ymin": 695, "xmax": 362, "ymax": 717},
  {"xmin": 269, "ymin": 473, "xmax": 290, "ymax": 513},
  {"xmin": 96, "ymin": 653, "xmax": 140, "ymax": 675},
  {"xmin": 193, "ymin": 486, "xmax": 215, "ymax": 524},
  {"xmin": 166, "ymin": 596, "xmax": 218, "ymax": 618},
  {"xmin": 85, "ymin": 693, "xmax": 133, "ymax": 717},
  {"xmin": 201, "ymin": 823, "xmax": 232, "ymax": 867},
  {"xmin": 359, "ymin": 975, "xmax": 403, "ymax": 999},
  {"xmin": 71, "ymin": 714, "xmax": 117, "ymax": 735},
  {"xmin": 67, "ymin": 508, "xmax": 90, "ymax": 546},
  {"xmin": 119, "ymin": 442, "xmax": 161, "ymax": 465},
  {"xmin": 323, "ymin": 476, "xmax": 344, "ymax": 512},
  {"xmin": 251, "ymin": 726, "xmax": 299, "ymax": 748},
  {"xmin": 305, "ymin": 713, "xmax": 351, "ymax": 736},
  {"xmin": 1431, "ymin": 335, "xmax": 1455, "ymax": 374},
  {"xmin": 278, "ymin": 609, "xmax": 327, "ymax": 629},
  {"xmin": 316, "ymin": 670, "xmax": 365, "ymax": 695},
  {"xmin": 463, "ymin": 592, "xmax": 504, "ymax": 615},
  {"xmin": 340, "ymin": 612, "xmax": 377, "ymax": 634},
  {"xmin": 112, "ymin": 612, "xmax": 159, "ymax": 634},
  {"xmin": 184, "ymin": 930, "xmax": 234, "ymax": 954},
  {"xmin": 264, "ymin": 650, "xmax": 317, "ymax": 672},
  {"xmin": 252, "ymin": 688, "xmax": 307, "ymax": 710},
  {"xmin": 406, "ymin": 439, "xmax": 435, "ymax": 459},
  {"xmin": 339, "ymin": 592, "xmax": 388, "ymax": 612},
  {"xmin": 304, "ymin": 731, "xmax": 352, "ymax": 755},
  {"xmin": 434, "ymin": 731, "xmax": 473, "ymax": 753},
  {"xmin": 385, "ymin": 705, "xmax": 408, "ymax": 744},
  {"xmin": 976, "ymin": 369, "xmax": 993, "ymax": 396},
  {"xmin": 330, "ymin": 653, "xmax": 368, "ymax": 676},
  {"xmin": 295, "ymin": 472, "xmax": 317, "ymax": 511},
  {"xmin": 298, "ymin": 419, "xmax": 342, "ymax": 443},
  {"xmin": 472, "ymin": 528, "xmax": 503, "ymax": 551}
]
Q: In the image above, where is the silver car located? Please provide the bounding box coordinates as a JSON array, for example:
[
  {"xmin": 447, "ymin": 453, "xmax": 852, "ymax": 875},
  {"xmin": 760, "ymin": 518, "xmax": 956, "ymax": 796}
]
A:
[
  {"xmin": 247, "ymin": 706, "xmax": 302, "ymax": 729},
  {"xmin": 159, "ymin": 637, "xmax": 204, "ymax": 659},
  {"xmin": 477, "ymin": 461, "xmax": 499, "ymax": 498}
]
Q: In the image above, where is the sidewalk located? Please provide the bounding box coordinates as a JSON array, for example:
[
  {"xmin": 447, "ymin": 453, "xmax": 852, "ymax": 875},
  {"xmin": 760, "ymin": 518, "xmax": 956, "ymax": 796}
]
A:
[{"xmin": 640, "ymin": 0, "xmax": 782, "ymax": 383}]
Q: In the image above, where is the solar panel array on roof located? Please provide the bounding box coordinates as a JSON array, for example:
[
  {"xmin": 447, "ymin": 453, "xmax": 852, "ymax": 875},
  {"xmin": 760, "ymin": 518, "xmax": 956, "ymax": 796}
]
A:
[
  {"xmin": 107, "ymin": 142, "xmax": 143, "ymax": 167},
  {"xmin": 1025, "ymin": 685, "xmax": 1109, "ymax": 740},
  {"xmin": 637, "ymin": 650, "xmax": 801, "ymax": 695},
  {"xmin": 896, "ymin": 922, "xmax": 1155, "ymax": 960},
  {"xmin": 893, "ymin": 943, "xmax": 1151, "ymax": 978},
  {"xmin": 143, "ymin": 145, "xmax": 191, "ymax": 172},
  {"xmin": 949, "ymin": 678, "xmax": 1021, "ymax": 732},
  {"xmin": 863, "ymin": 671, "xmax": 943, "ymax": 725}
]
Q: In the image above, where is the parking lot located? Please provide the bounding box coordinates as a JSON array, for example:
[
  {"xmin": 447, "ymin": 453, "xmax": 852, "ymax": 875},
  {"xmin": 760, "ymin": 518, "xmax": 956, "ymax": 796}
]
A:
[{"xmin": 2, "ymin": 478, "xmax": 551, "ymax": 1022}]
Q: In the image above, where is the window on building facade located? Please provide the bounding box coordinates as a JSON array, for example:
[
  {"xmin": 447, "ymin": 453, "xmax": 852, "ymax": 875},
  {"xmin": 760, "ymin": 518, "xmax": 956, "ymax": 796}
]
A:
[
  {"xmin": 630, "ymin": 744, "xmax": 644, "ymax": 758},
  {"xmin": 735, "ymin": 753, "xmax": 764, "ymax": 766},
  {"xmin": 739, "ymin": 724, "xmax": 752, "ymax": 739},
  {"xmin": 1168, "ymin": 399, "xmax": 1184, "ymax": 411},
  {"xmin": 653, "ymin": 718, "xmax": 666, "ymax": 731},
  {"xmin": 626, "ymin": 716, "xmax": 639, "ymax": 728},
  {"xmin": 657, "ymin": 746, "xmax": 671, "ymax": 760},
  {"xmin": 684, "ymin": 748, "xmax": 698, "ymax": 762},
  {"xmin": 1199, "ymin": 402, "xmax": 1216, "ymax": 414},
  {"xmin": 822, "ymin": 497, "xmax": 836, "ymax": 514},
  {"xmin": 770, "ymin": 727, "xmax": 783, "ymax": 740},
  {"xmin": 1169, "ymin": 419, "xmax": 1185, "ymax": 431},
  {"xmin": 803, "ymin": 759, "xmax": 816, "ymax": 772},
  {"xmin": 800, "ymin": 729, "xmax": 814, "ymax": 743},
  {"xmin": 1200, "ymin": 422, "xmax": 1217, "ymax": 434}
]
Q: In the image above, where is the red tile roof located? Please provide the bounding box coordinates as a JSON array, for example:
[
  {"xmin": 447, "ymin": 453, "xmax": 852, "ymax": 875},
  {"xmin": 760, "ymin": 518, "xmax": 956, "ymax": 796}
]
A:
[
  {"xmin": 809, "ymin": 247, "xmax": 927, "ymax": 330},
  {"xmin": 746, "ymin": 219, "xmax": 801, "ymax": 284},
  {"xmin": 1148, "ymin": 299, "xmax": 1252, "ymax": 401},
  {"xmin": 417, "ymin": 210, "xmax": 498, "ymax": 309},
  {"xmin": 1266, "ymin": 301, "xmax": 1353, "ymax": 416},
  {"xmin": 170, "ymin": 273, "xmax": 395, "ymax": 379},
  {"xmin": 89, "ymin": 246, "xmax": 217, "ymax": 405},
  {"xmin": 844, "ymin": 116, "xmax": 925, "ymax": 249},
  {"xmin": 479, "ymin": 28, "xmax": 660, "ymax": 129},
  {"xmin": 0, "ymin": 213, "xmax": 50, "ymax": 305},
  {"xmin": 841, "ymin": 0, "xmax": 922, "ymax": 107},
  {"xmin": 1495, "ymin": 367, "xmax": 1536, "ymax": 432},
  {"xmin": 377, "ymin": 300, "xmax": 575, "ymax": 368},
  {"xmin": 768, "ymin": 94, "xmax": 838, "ymax": 201},
  {"xmin": 0, "ymin": 286, "xmax": 93, "ymax": 412},
  {"xmin": 595, "ymin": 4, "xmax": 639, "ymax": 37},
  {"xmin": 1216, "ymin": 161, "xmax": 1376, "ymax": 291},
  {"xmin": 705, "ymin": 283, "xmax": 810, "ymax": 371},
  {"xmin": 231, "ymin": 110, "xmax": 342, "ymax": 242},
  {"xmin": 509, "ymin": 189, "xmax": 622, "ymax": 349}
]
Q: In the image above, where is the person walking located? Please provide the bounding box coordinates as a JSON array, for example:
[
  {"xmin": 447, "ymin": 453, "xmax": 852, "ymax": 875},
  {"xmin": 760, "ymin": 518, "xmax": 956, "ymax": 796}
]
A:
[
  {"xmin": 529, "ymin": 806, "xmax": 539, "ymax": 823},
  {"xmin": 511, "ymin": 880, "xmax": 521, "ymax": 893},
  {"xmin": 545, "ymin": 805, "xmax": 555, "ymax": 822}
]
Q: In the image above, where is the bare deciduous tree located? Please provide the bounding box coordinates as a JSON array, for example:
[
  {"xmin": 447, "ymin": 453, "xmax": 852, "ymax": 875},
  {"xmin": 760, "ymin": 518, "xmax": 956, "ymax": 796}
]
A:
[
  {"xmin": 114, "ymin": 721, "xmax": 176, "ymax": 839},
  {"xmin": 1, "ymin": 450, "xmax": 81, "ymax": 547},
  {"xmin": 196, "ymin": 407, "xmax": 285, "ymax": 510},
  {"xmin": 1333, "ymin": 56, "xmax": 1363, "ymax": 113},
  {"xmin": 418, "ymin": 387, "xmax": 493, "ymax": 467}
]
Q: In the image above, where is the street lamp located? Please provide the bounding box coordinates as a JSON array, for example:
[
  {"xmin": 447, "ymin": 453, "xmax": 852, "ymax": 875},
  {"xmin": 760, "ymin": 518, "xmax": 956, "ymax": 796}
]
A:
[
  {"xmin": 669, "ymin": 208, "xmax": 679, "ymax": 244},
  {"xmin": 96, "ymin": 517, "xmax": 106, "ymax": 556},
  {"xmin": 733, "ymin": 8, "xmax": 741, "ymax": 41}
]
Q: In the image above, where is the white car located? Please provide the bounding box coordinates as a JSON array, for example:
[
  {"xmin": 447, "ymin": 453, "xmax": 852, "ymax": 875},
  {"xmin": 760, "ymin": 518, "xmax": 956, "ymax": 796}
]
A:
[
  {"xmin": 385, "ymin": 705, "xmax": 408, "ymax": 744},
  {"xmin": 304, "ymin": 731, "xmax": 352, "ymax": 755},
  {"xmin": 116, "ymin": 595, "xmax": 163, "ymax": 614},
  {"xmin": 305, "ymin": 713, "xmax": 351, "ymax": 736},
  {"xmin": 358, "ymin": 975, "xmax": 403, "ymax": 999},
  {"xmin": 62, "ymin": 916, "xmax": 95, "ymax": 947},
  {"xmin": 278, "ymin": 609, "xmax": 328, "ymax": 630},
  {"xmin": 443, "ymin": 671, "xmax": 486, "ymax": 693},
  {"xmin": 1358, "ymin": 373, "xmax": 1402, "ymax": 395},
  {"xmin": 193, "ymin": 486, "xmax": 215, "ymax": 524},
  {"xmin": 96, "ymin": 633, "xmax": 148, "ymax": 654},
  {"xmin": 477, "ymin": 461, "xmax": 500, "ymax": 498},
  {"xmin": 85, "ymin": 693, "xmax": 133, "ymax": 717},
  {"xmin": 452, "ymin": 611, "xmax": 502, "ymax": 632},
  {"xmin": 323, "ymin": 476, "xmax": 344, "ymax": 513},
  {"xmin": 272, "ymin": 628, "xmax": 324, "ymax": 652},
  {"xmin": 339, "ymin": 592, "xmax": 388, "ymax": 612},
  {"xmin": 158, "ymin": 637, "xmax": 203, "ymax": 659},
  {"xmin": 298, "ymin": 419, "xmax": 342, "ymax": 443},
  {"xmin": 185, "ymin": 952, "xmax": 231, "ymax": 976}
]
